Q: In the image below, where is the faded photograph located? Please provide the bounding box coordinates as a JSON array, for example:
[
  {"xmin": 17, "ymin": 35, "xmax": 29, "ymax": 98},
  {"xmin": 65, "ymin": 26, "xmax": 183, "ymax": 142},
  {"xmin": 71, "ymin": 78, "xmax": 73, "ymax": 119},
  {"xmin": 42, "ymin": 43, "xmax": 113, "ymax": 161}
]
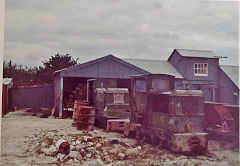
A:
[{"xmin": 1, "ymin": 0, "xmax": 239, "ymax": 166}]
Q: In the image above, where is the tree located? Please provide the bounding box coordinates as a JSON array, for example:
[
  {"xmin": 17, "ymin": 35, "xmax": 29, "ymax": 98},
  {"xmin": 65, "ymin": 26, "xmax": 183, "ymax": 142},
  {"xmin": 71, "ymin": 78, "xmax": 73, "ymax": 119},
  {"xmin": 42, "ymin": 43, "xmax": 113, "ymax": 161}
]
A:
[
  {"xmin": 3, "ymin": 60, "xmax": 36, "ymax": 87},
  {"xmin": 3, "ymin": 53, "xmax": 79, "ymax": 87},
  {"xmin": 35, "ymin": 53, "xmax": 79, "ymax": 84}
]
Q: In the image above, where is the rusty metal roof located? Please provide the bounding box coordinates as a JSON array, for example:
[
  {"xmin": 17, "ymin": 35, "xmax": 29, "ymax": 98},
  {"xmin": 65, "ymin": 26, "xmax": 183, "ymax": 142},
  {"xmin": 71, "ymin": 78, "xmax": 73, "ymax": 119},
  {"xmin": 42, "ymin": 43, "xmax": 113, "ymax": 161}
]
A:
[
  {"xmin": 175, "ymin": 49, "xmax": 218, "ymax": 59},
  {"xmin": 122, "ymin": 58, "xmax": 183, "ymax": 79},
  {"xmin": 220, "ymin": 65, "xmax": 239, "ymax": 89}
]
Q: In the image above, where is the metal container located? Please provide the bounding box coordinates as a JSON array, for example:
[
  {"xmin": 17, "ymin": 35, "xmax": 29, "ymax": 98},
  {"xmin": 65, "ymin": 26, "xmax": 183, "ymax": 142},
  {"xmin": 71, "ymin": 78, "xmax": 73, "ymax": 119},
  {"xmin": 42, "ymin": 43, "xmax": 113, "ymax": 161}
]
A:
[
  {"xmin": 204, "ymin": 102, "xmax": 235, "ymax": 137},
  {"xmin": 55, "ymin": 139, "xmax": 70, "ymax": 154},
  {"xmin": 75, "ymin": 106, "xmax": 95, "ymax": 131},
  {"xmin": 74, "ymin": 100, "xmax": 90, "ymax": 110},
  {"xmin": 72, "ymin": 100, "xmax": 90, "ymax": 126}
]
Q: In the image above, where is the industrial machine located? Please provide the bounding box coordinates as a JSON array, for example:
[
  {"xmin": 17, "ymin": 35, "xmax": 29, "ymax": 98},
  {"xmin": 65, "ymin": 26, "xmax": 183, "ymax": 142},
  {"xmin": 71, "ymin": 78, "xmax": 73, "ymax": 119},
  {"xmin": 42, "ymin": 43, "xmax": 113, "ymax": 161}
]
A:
[
  {"xmin": 204, "ymin": 102, "xmax": 236, "ymax": 138},
  {"xmin": 94, "ymin": 88, "xmax": 130, "ymax": 128},
  {"xmin": 128, "ymin": 74, "xmax": 208, "ymax": 153},
  {"xmin": 87, "ymin": 78, "xmax": 131, "ymax": 128}
]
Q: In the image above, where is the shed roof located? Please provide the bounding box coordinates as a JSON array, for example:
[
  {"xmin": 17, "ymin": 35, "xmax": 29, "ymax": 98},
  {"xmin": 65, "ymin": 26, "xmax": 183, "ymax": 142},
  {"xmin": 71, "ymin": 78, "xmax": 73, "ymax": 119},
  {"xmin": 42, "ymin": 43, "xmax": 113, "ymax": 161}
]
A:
[
  {"xmin": 220, "ymin": 65, "xmax": 239, "ymax": 89},
  {"xmin": 54, "ymin": 55, "xmax": 183, "ymax": 79},
  {"xmin": 3, "ymin": 78, "xmax": 13, "ymax": 85},
  {"xmin": 122, "ymin": 58, "xmax": 183, "ymax": 79},
  {"xmin": 53, "ymin": 54, "xmax": 149, "ymax": 77},
  {"xmin": 175, "ymin": 49, "xmax": 218, "ymax": 59}
]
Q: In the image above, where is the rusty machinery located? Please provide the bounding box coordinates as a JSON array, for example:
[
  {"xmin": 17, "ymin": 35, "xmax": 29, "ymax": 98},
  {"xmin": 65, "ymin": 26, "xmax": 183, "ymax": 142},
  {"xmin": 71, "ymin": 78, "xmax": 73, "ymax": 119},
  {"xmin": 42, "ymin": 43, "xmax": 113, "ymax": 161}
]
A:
[
  {"xmin": 94, "ymin": 88, "xmax": 130, "ymax": 128},
  {"xmin": 127, "ymin": 74, "xmax": 208, "ymax": 153},
  {"xmin": 204, "ymin": 102, "xmax": 236, "ymax": 139},
  {"xmin": 86, "ymin": 75, "xmax": 238, "ymax": 152},
  {"xmin": 87, "ymin": 78, "xmax": 131, "ymax": 129}
]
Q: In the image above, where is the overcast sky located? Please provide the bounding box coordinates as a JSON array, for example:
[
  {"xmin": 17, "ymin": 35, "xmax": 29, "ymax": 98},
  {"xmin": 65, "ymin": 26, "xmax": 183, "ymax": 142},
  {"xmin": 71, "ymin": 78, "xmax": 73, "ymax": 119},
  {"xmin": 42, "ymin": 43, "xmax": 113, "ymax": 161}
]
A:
[{"xmin": 4, "ymin": 0, "xmax": 239, "ymax": 67}]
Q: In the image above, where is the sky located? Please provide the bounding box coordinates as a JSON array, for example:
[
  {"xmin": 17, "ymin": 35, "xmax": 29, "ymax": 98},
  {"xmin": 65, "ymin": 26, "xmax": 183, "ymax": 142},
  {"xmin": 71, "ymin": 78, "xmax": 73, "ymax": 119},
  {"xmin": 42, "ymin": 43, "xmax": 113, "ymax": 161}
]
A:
[{"xmin": 4, "ymin": 0, "xmax": 239, "ymax": 67}]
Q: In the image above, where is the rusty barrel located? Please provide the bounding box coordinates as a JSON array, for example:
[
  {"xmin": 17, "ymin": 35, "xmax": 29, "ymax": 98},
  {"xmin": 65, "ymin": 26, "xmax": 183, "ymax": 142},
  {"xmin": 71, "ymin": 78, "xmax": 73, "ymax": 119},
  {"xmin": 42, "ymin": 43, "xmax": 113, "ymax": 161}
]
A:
[
  {"xmin": 76, "ymin": 106, "xmax": 95, "ymax": 131},
  {"xmin": 72, "ymin": 100, "xmax": 90, "ymax": 127}
]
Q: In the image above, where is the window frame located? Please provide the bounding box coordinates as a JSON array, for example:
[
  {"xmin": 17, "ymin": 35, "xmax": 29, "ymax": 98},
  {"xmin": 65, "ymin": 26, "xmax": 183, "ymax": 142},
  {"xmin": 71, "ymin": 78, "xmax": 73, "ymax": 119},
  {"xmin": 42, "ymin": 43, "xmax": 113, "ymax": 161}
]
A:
[
  {"xmin": 194, "ymin": 63, "xmax": 208, "ymax": 76},
  {"xmin": 135, "ymin": 79, "xmax": 147, "ymax": 92}
]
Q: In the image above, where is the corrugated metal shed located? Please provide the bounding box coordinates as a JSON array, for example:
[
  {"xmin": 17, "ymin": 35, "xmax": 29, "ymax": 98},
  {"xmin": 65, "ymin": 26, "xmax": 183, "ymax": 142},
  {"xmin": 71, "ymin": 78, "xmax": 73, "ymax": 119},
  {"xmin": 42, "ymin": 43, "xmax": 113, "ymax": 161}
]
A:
[
  {"xmin": 220, "ymin": 65, "xmax": 239, "ymax": 89},
  {"xmin": 122, "ymin": 58, "xmax": 183, "ymax": 79},
  {"xmin": 53, "ymin": 55, "xmax": 149, "ymax": 78},
  {"xmin": 175, "ymin": 49, "xmax": 218, "ymax": 59}
]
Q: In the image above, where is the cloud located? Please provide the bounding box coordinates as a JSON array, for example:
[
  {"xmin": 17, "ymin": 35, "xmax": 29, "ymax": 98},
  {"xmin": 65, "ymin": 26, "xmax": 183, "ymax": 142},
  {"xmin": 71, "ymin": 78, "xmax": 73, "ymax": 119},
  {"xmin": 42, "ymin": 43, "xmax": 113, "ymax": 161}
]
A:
[{"xmin": 4, "ymin": 0, "xmax": 239, "ymax": 66}]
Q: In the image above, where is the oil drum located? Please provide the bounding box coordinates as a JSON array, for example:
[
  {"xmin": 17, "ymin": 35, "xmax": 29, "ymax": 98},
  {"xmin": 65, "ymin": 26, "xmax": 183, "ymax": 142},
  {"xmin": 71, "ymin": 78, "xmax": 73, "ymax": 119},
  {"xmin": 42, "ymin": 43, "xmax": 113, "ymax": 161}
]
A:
[
  {"xmin": 75, "ymin": 106, "xmax": 95, "ymax": 131},
  {"xmin": 72, "ymin": 100, "xmax": 90, "ymax": 127}
]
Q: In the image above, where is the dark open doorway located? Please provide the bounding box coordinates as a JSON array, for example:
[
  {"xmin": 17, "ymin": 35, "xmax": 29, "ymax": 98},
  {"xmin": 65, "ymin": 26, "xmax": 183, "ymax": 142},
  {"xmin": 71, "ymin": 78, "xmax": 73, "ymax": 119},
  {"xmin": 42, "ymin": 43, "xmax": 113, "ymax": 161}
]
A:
[{"xmin": 117, "ymin": 79, "xmax": 131, "ymax": 92}]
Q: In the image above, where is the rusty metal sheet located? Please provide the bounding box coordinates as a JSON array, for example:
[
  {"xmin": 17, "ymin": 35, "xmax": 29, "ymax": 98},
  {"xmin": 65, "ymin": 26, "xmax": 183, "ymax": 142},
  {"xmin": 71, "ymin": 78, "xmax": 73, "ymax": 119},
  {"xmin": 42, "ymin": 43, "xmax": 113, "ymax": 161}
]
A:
[
  {"xmin": 214, "ymin": 104, "xmax": 234, "ymax": 121},
  {"xmin": 225, "ymin": 105, "xmax": 239, "ymax": 133},
  {"xmin": 204, "ymin": 102, "xmax": 236, "ymax": 136}
]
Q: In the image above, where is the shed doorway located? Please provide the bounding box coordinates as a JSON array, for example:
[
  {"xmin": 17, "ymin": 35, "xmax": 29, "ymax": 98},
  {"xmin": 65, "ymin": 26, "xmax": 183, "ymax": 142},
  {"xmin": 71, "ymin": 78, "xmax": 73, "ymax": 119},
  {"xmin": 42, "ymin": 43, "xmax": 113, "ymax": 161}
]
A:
[{"xmin": 63, "ymin": 77, "xmax": 90, "ymax": 109}]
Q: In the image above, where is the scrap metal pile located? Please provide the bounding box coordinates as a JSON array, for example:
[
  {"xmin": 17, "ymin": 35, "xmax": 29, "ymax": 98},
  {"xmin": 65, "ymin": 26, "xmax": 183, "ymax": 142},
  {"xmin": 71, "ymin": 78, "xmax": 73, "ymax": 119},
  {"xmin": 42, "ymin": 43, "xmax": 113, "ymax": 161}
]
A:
[{"xmin": 25, "ymin": 128, "xmax": 239, "ymax": 166}]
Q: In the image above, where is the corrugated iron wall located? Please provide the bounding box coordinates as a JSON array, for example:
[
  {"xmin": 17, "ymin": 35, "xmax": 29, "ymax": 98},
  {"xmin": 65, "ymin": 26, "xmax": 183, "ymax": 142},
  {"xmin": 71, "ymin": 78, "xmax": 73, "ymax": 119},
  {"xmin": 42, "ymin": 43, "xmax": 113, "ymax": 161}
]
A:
[{"xmin": 9, "ymin": 84, "xmax": 54, "ymax": 112}]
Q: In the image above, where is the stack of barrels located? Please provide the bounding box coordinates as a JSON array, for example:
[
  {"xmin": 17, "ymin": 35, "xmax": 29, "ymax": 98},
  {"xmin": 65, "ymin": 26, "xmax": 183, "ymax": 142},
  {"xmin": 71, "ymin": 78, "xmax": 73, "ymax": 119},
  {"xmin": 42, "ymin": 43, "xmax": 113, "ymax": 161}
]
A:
[{"xmin": 72, "ymin": 100, "xmax": 95, "ymax": 131}]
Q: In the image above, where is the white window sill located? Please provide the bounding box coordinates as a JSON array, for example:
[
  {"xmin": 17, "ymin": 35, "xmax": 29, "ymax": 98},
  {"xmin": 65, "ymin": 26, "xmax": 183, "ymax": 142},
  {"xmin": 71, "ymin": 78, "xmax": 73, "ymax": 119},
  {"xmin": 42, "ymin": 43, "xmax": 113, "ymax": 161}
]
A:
[{"xmin": 194, "ymin": 74, "xmax": 208, "ymax": 76}]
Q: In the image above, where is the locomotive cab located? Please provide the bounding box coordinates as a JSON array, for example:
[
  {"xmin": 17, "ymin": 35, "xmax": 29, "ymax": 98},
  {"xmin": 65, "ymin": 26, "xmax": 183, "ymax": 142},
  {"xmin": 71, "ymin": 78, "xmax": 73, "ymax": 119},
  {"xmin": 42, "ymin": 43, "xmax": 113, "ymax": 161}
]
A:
[{"xmin": 130, "ymin": 74, "xmax": 208, "ymax": 153}]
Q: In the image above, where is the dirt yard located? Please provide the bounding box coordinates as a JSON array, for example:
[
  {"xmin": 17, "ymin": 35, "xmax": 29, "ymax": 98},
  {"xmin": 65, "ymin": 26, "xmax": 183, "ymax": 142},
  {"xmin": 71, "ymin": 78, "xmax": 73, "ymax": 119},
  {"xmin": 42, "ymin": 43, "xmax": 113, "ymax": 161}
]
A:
[{"xmin": 1, "ymin": 110, "xmax": 239, "ymax": 166}]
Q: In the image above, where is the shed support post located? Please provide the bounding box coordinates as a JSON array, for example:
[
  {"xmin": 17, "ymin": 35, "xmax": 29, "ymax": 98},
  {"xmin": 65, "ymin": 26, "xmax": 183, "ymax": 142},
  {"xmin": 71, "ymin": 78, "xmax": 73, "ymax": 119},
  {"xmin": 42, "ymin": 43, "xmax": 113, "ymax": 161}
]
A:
[
  {"xmin": 87, "ymin": 81, "xmax": 89, "ymax": 101},
  {"xmin": 59, "ymin": 76, "xmax": 63, "ymax": 118},
  {"xmin": 212, "ymin": 87, "xmax": 216, "ymax": 102}
]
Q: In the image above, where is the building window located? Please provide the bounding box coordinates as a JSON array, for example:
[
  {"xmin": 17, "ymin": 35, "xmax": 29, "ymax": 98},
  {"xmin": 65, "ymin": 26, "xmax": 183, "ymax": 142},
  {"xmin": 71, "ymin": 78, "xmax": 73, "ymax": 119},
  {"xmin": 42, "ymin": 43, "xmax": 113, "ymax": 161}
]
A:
[
  {"xmin": 135, "ymin": 80, "xmax": 146, "ymax": 92},
  {"xmin": 194, "ymin": 63, "xmax": 208, "ymax": 76}
]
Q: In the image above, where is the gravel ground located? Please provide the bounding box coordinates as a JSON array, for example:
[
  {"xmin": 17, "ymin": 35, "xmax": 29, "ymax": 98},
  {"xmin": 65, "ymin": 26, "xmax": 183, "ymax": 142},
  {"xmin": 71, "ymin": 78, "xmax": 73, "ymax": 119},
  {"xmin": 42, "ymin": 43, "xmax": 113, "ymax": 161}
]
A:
[{"xmin": 1, "ymin": 110, "xmax": 239, "ymax": 166}]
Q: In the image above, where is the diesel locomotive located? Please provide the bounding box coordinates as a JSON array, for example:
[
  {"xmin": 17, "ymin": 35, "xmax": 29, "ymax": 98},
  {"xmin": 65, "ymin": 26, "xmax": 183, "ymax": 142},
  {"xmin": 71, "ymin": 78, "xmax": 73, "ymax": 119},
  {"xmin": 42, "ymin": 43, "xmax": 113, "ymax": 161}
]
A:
[
  {"xmin": 86, "ymin": 74, "xmax": 208, "ymax": 153},
  {"xmin": 128, "ymin": 74, "xmax": 208, "ymax": 152}
]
